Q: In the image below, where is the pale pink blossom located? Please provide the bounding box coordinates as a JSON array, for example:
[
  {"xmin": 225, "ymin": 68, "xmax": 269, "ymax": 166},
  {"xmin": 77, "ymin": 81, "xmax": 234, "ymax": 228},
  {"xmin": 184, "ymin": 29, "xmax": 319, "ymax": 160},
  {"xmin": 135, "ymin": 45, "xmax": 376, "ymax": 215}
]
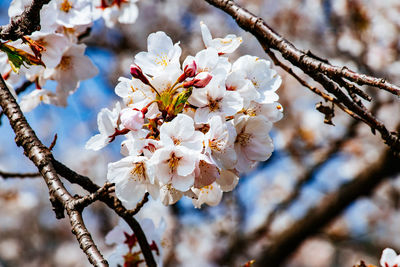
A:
[
  {"xmin": 85, "ymin": 102, "xmax": 121, "ymax": 151},
  {"xmin": 200, "ymin": 21, "xmax": 242, "ymax": 54},
  {"xmin": 234, "ymin": 115, "xmax": 274, "ymax": 172},
  {"xmin": 19, "ymin": 89, "xmax": 59, "ymax": 112},
  {"xmin": 120, "ymin": 108, "xmax": 144, "ymax": 131},
  {"xmin": 107, "ymin": 156, "xmax": 159, "ymax": 209},
  {"xmin": 380, "ymin": 248, "xmax": 400, "ymax": 267},
  {"xmin": 134, "ymin": 31, "xmax": 181, "ymax": 76}
]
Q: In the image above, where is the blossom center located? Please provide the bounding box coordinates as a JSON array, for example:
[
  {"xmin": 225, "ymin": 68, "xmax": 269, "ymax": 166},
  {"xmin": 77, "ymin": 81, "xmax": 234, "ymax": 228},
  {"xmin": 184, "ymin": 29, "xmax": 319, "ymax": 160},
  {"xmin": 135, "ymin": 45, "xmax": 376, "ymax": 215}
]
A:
[
  {"xmin": 209, "ymin": 139, "xmax": 223, "ymax": 151},
  {"xmin": 219, "ymin": 38, "xmax": 232, "ymax": 44},
  {"xmin": 251, "ymin": 79, "xmax": 259, "ymax": 88},
  {"xmin": 244, "ymin": 108, "xmax": 256, "ymax": 116},
  {"xmin": 236, "ymin": 132, "xmax": 252, "ymax": 145},
  {"xmin": 155, "ymin": 53, "xmax": 169, "ymax": 67},
  {"xmin": 130, "ymin": 162, "xmax": 146, "ymax": 181},
  {"xmin": 172, "ymin": 137, "xmax": 181, "ymax": 145},
  {"xmin": 58, "ymin": 56, "xmax": 72, "ymax": 71},
  {"xmin": 167, "ymin": 152, "xmax": 181, "ymax": 173},
  {"xmin": 199, "ymin": 184, "xmax": 214, "ymax": 193},
  {"xmin": 60, "ymin": 0, "xmax": 73, "ymax": 13},
  {"xmin": 208, "ymin": 97, "xmax": 222, "ymax": 112}
]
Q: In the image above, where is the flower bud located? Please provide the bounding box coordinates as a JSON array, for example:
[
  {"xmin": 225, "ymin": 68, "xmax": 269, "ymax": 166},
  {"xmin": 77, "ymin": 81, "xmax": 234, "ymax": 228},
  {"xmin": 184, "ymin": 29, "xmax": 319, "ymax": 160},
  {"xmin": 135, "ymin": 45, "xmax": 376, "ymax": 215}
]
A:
[
  {"xmin": 178, "ymin": 60, "xmax": 197, "ymax": 83},
  {"xmin": 120, "ymin": 108, "xmax": 144, "ymax": 131},
  {"xmin": 130, "ymin": 64, "xmax": 150, "ymax": 85},
  {"xmin": 183, "ymin": 74, "xmax": 212, "ymax": 88}
]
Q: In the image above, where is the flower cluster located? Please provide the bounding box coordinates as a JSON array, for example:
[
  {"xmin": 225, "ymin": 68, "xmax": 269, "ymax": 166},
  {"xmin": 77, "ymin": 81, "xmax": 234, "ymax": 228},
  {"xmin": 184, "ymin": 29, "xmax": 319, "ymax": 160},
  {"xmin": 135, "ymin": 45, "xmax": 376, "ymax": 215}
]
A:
[
  {"xmin": 86, "ymin": 22, "xmax": 283, "ymax": 208},
  {"xmin": 2, "ymin": 0, "xmax": 139, "ymax": 112}
]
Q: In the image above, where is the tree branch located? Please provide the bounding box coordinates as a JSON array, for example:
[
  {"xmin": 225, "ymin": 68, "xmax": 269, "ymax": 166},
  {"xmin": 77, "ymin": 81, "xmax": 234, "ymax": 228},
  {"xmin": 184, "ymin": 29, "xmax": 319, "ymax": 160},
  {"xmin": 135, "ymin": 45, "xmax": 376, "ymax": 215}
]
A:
[
  {"xmin": 52, "ymin": 159, "xmax": 157, "ymax": 267},
  {"xmin": 0, "ymin": 170, "xmax": 40, "ymax": 178},
  {"xmin": 0, "ymin": 0, "xmax": 50, "ymax": 41},
  {"xmin": 0, "ymin": 80, "xmax": 33, "ymax": 125},
  {"xmin": 0, "ymin": 75, "xmax": 108, "ymax": 266},
  {"xmin": 204, "ymin": 0, "xmax": 400, "ymax": 154},
  {"xmin": 72, "ymin": 183, "xmax": 115, "ymax": 210}
]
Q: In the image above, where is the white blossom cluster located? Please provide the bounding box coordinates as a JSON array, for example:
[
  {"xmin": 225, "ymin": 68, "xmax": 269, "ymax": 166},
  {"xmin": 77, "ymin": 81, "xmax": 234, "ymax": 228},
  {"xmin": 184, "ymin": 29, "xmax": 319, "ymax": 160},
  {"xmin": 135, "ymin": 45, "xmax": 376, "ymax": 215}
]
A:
[
  {"xmin": 2, "ymin": 0, "xmax": 139, "ymax": 112},
  {"xmin": 87, "ymin": 22, "xmax": 283, "ymax": 209}
]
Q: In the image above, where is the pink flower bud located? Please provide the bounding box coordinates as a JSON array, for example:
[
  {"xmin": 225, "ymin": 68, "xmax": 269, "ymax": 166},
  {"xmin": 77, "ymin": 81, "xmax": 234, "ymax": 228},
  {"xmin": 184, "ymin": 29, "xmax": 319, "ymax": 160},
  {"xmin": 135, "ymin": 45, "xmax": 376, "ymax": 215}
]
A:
[
  {"xmin": 185, "ymin": 60, "xmax": 197, "ymax": 77},
  {"xmin": 130, "ymin": 64, "xmax": 150, "ymax": 85},
  {"xmin": 178, "ymin": 60, "xmax": 197, "ymax": 83},
  {"xmin": 120, "ymin": 108, "xmax": 144, "ymax": 131},
  {"xmin": 183, "ymin": 74, "xmax": 212, "ymax": 88}
]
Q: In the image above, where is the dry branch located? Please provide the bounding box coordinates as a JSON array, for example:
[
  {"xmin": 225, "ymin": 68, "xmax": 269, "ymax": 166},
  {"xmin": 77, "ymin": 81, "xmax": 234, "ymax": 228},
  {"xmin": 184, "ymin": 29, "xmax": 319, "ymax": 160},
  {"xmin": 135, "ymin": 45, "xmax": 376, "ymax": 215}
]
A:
[
  {"xmin": 0, "ymin": 75, "xmax": 108, "ymax": 266},
  {"xmin": 0, "ymin": 170, "xmax": 40, "ymax": 178},
  {"xmin": 204, "ymin": 0, "xmax": 400, "ymax": 154},
  {"xmin": 0, "ymin": 0, "xmax": 50, "ymax": 41}
]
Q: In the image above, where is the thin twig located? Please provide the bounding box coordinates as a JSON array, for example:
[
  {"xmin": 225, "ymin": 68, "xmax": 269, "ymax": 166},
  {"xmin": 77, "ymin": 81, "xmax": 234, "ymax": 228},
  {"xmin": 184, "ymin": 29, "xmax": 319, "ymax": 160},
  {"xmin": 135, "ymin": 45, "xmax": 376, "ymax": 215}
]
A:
[
  {"xmin": 265, "ymin": 48, "xmax": 364, "ymax": 123},
  {"xmin": 204, "ymin": 0, "xmax": 400, "ymax": 154},
  {"xmin": 127, "ymin": 192, "xmax": 150, "ymax": 216},
  {"xmin": 0, "ymin": 170, "xmax": 40, "ymax": 178},
  {"xmin": 73, "ymin": 183, "xmax": 115, "ymax": 210},
  {"xmin": 49, "ymin": 133, "xmax": 58, "ymax": 151}
]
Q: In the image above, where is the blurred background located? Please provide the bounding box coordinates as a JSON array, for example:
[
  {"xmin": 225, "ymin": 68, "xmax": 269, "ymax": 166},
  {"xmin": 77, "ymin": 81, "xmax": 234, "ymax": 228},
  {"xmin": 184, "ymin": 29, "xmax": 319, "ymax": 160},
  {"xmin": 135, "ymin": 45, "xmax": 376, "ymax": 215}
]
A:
[{"xmin": 1, "ymin": 0, "xmax": 400, "ymax": 266}]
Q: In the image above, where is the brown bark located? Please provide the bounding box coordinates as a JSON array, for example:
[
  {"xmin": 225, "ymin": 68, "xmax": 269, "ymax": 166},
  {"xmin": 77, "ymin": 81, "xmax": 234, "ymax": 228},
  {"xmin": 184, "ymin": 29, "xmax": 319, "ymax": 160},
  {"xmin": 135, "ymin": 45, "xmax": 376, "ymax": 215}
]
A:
[
  {"xmin": 204, "ymin": 0, "xmax": 400, "ymax": 154},
  {"xmin": 0, "ymin": 75, "xmax": 108, "ymax": 266},
  {"xmin": 0, "ymin": 0, "xmax": 50, "ymax": 41}
]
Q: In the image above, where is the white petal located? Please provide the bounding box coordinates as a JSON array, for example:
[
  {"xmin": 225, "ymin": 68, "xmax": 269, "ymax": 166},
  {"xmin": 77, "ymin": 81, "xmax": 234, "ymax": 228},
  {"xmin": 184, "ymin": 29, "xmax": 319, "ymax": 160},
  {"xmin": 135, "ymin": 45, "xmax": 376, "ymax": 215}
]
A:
[
  {"xmin": 85, "ymin": 134, "xmax": 107, "ymax": 151},
  {"xmin": 217, "ymin": 170, "xmax": 239, "ymax": 192},
  {"xmin": 172, "ymin": 173, "xmax": 194, "ymax": 192}
]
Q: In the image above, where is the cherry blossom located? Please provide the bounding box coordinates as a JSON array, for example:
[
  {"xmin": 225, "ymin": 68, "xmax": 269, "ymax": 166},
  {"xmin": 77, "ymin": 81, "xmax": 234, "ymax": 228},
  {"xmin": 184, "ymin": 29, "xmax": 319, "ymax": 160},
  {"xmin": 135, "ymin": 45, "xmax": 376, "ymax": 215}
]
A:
[
  {"xmin": 85, "ymin": 102, "xmax": 122, "ymax": 151},
  {"xmin": 40, "ymin": 0, "xmax": 93, "ymax": 33},
  {"xmin": 134, "ymin": 31, "xmax": 182, "ymax": 76},
  {"xmin": 192, "ymin": 182, "xmax": 223, "ymax": 208},
  {"xmin": 380, "ymin": 248, "xmax": 400, "ymax": 267},
  {"xmin": 43, "ymin": 43, "xmax": 98, "ymax": 106},
  {"xmin": 93, "ymin": 0, "xmax": 139, "ymax": 28},
  {"xmin": 121, "ymin": 130, "xmax": 159, "ymax": 158},
  {"xmin": 200, "ymin": 21, "xmax": 242, "ymax": 55},
  {"xmin": 5, "ymin": 0, "xmax": 103, "ymax": 113},
  {"xmin": 241, "ymin": 101, "xmax": 284, "ymax": 123},
  {"xmin": 107, "ymin": 156, "xmax": 159, "ymax": 209},
  {"xmin": 226, "ymin": 70, "xmax": 259, "ymax": 108},
  {"xmin": 182, "ymin": 47, "xmax": 231, "ymax": 77},
  {"xmin": 159, "ymin": 114, "xmax": 204, "ymax": 152},
  {"xmin": 120, "ymin": 108, "xmax": 145, "ymax": 131},
  {"xmin": 189, "ymin": 75, "xmax": 243, "ymax": 123},
  {"xmin": 232, "ymin": 55, "xmax": 282, "ymax": 104},
  {"xmin": 204, "ymin": 116, "xmax": 237, "ymax": 169},
  {"xmin": 159, "ymin": 184, "xmax": 183, "ymax": 205},
  {"xmin": 19, "ymin": 89, "xmax": 59, "ymax": 112},
  {"xmin": 149, "ymin": 145, "xmax": 198, "ymax": 192},
  {"xmin": 8, "ymin": 0, "xmax": 32, "ymax": 17},
  {"xmin": 234, "ymin": 115, "xmax": 274, "ymax": 172},
  {"xmin": 88, "ymin": 22, "xmax": 283, "ymax": 208}
]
